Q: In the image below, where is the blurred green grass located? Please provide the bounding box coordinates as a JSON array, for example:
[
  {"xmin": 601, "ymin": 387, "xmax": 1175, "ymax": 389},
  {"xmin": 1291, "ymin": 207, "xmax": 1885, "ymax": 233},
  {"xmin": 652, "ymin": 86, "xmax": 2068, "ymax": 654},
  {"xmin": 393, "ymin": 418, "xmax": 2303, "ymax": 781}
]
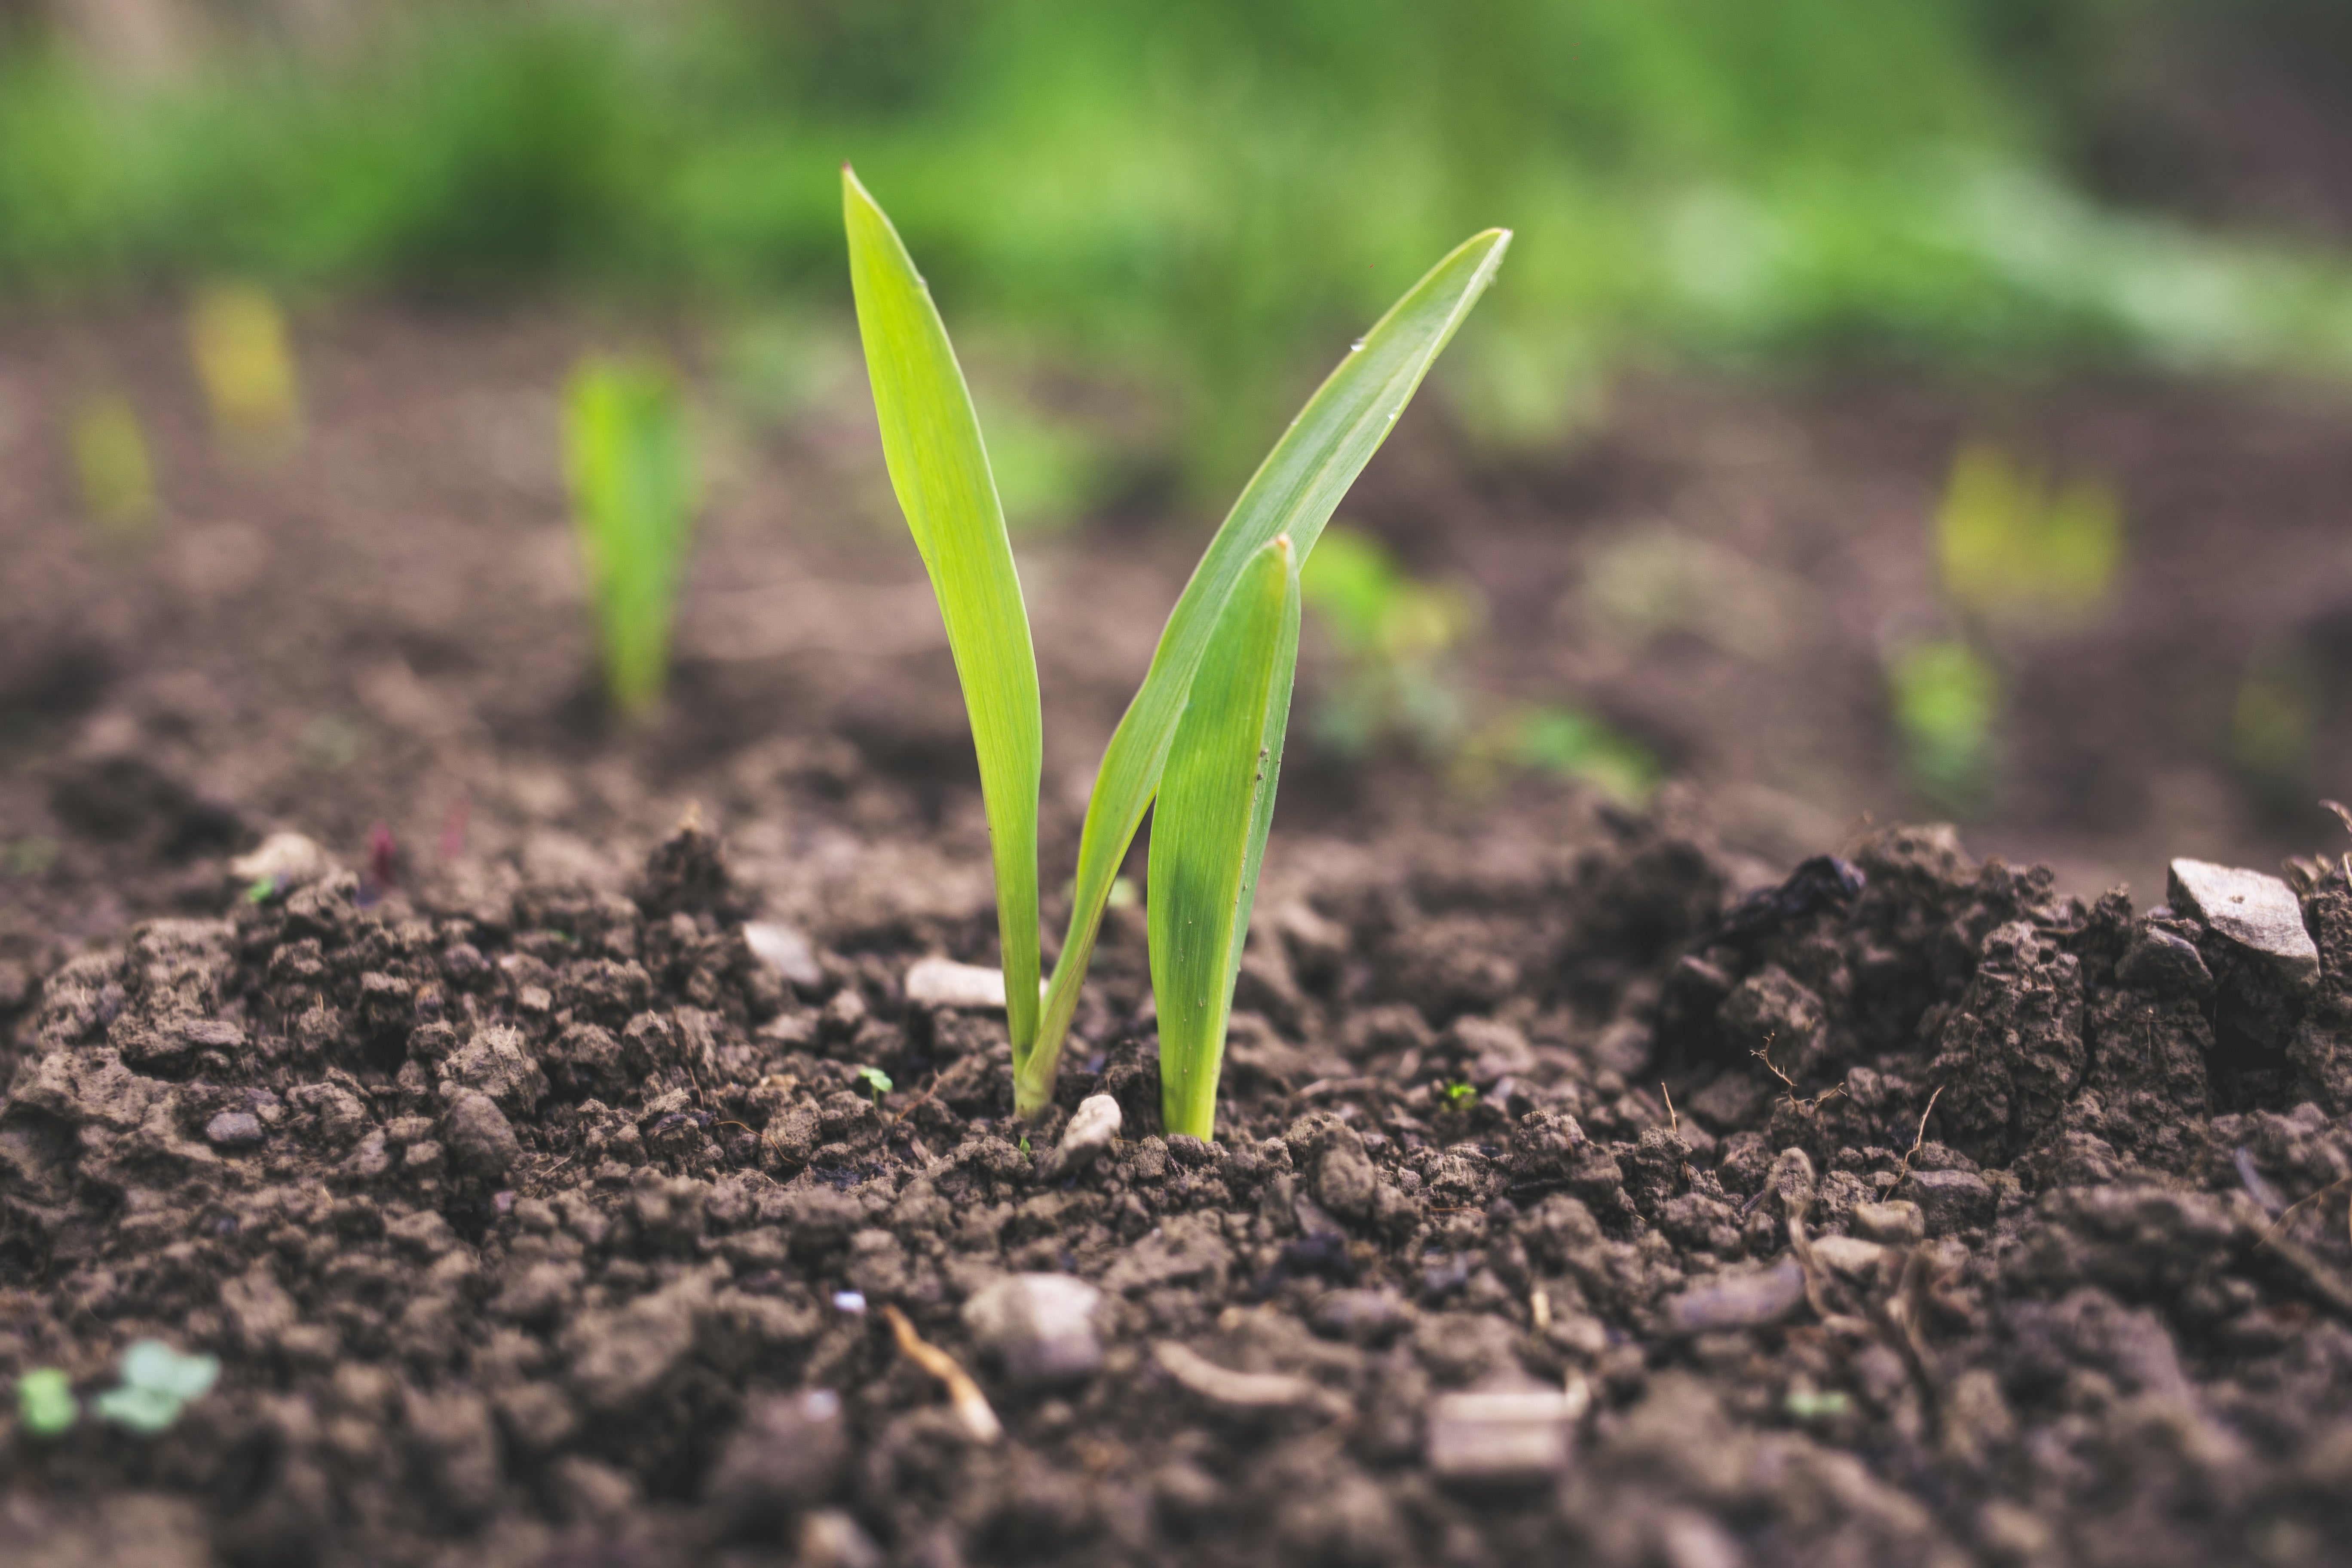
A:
[{"xmin": 6, "ymin": 0, "xmax": 2352, "ymax": 481}]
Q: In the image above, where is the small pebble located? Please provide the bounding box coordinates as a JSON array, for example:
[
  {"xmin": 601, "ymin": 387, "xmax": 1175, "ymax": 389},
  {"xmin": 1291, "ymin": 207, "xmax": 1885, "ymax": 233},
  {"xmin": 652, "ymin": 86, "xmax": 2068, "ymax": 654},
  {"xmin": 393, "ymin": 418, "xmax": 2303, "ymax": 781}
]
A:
[
  {"xmin": 1907, "ymin": 1169, "xmax": 1994, "ymax": 1235},
  {"xmin": 743, "ymin": 922, "xmax": 825, "ymax": 990},
  {"xmin": 1851, "ymin": 1199, "xmax": 1926, "ymax": 1245},
  {"xmin": 204, "ymin": 1111, "xmax": 265, "ymax": 1149},
  {"xmin": 1049, "ymin": 1094, "xmax": 1122, "ymax": 1175},
  {"xmin": 831, "ymin": 1291, "xmax": 867, "ymax": 1315},
  {"xmin": 902, "ymin": 957, "xmax": 1008, "ymax": 1011},
  {"xmin": 1425, "ymin": 1388, "xmax": 1577, "ymax": 1482},
  {"xmin": 962, "ymin": 1274, "xmax": 1105, "ymax": 1384},
  {"xmin": 1663, "ymin": 1260, "xmax": 1807, "ymax": 1335},
  {"xmin": 2168, "ymin": 858, "xmax": 2319, "ymax": 986},
  {"xmin": 1312, "ymin": 1288, "xmax": 1412, "ymax": 1345}
]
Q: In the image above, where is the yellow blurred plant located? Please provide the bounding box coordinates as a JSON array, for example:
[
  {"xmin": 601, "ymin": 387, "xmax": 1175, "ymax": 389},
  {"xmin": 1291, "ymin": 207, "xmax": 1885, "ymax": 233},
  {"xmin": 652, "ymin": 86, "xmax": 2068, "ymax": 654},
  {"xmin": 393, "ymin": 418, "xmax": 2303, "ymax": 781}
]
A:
[
  {"xmin": 70, "ymin": 392, "xmax": 157, "ymax": 540},
  {"xmin": 187, "ymin": 284, "xmax": 301, "ymax": 453},
  {"xmin": 1935, "ymin": 441, "xmax": 2121, "ymax": 620}
]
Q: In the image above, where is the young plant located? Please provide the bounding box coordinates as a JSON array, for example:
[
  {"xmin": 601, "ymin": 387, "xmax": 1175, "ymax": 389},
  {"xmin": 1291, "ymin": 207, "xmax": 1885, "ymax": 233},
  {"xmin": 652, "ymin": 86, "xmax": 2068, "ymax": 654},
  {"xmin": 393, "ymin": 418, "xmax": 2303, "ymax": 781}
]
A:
[
  {"xmin": 565, "ymin": 355, "xmax": 697, "ymax": 718},
  {"xmin": 845, "ymin": 168, "xmax": 1506, "ymax": 1136}
]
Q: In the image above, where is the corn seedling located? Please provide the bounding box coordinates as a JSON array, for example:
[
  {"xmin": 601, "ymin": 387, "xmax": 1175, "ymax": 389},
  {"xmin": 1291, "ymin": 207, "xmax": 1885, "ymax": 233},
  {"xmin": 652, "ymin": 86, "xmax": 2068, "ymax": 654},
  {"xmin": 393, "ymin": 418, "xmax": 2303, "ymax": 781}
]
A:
[
  {"xmin": 1936, "ymin": 441, "xmax": 2122, "ymax": 622},
  {"xmin": 188, "ymin": 284, "xmax": 301, "ymax": 453},
  {"xmin": 564, "ymin": 355, "xmax": 697, "ymax": 718},
  {"xmin": 70, "ymin": 391, "xmax": 157, "ymax": 540},
  {"xmin": 844, "ymin": 168, "xmax": 1506, "ymax": 1136}
]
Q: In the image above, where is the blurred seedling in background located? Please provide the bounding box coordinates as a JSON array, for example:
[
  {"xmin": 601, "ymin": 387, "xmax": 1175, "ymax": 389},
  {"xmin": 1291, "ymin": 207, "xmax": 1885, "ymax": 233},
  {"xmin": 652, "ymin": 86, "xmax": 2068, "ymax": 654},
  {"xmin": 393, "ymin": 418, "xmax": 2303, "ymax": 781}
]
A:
[
  {"xmin": 845, "ymin": 168, "xmax": 1505, "ymax": 1137},
  {"xmin": 187, "ymin": 284, "xmax": 301, "ymax": 457},
  {"xmin": 69, "ymin": 390, "xmax": 157, "ymax": 542},
  {"xmin": 1465, "ymin": 703, "xmax": 1663, "ymax": 808},
  {"xmin": 1936, "ymin": 442, "xmax": 2122, "ymax": 622},
  {"xmin": 92, "ymin": 1339, "xmax": 219, "ymax": 1433},
  {"xmin": 1886, "ymin": 442, "xmax": 2124, "ymax": 808},
  {"xmin": 1886, "ymin": 637, "xmax": 2000, "ymax": 808},
  {"xmin": 1298, "ymin": 524, "xmax": 1480, "ymax": 755},
  {"xmin": 565, "ymin": 355, "xmax": 698, "ymax": 719},
  {"xmin": 17, "ymin": 1367, "xmax": 76, "ymax": 1436},
  {"xmin": 2230, "ymin": 640, "xmax": 2321, "ymax": 799}
]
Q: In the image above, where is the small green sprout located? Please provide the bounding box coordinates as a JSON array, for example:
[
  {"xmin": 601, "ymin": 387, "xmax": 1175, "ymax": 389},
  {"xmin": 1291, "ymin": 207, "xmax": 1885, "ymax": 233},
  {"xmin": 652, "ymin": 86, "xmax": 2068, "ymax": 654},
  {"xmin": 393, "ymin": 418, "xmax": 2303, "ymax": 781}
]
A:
[
  {"xmin": 92, "ymin": 1340, "xmax": 218, "ymax": 1434},
  {"xmin": 855, "ymin": 1066, "xmax": 893, "ymax": 1103},
  {"xmin": 244, "ymin": 876, "xmax": 279, "ymax": 904},
  {"xmin": 1019, "ymin": 1133, "xmax": 1033, "ymax": 1158},
  {"xmin": 1784, "ymin": 1385, "xmax": 1850, "ymax": 1421},
  {"xmin": 845, "ymin": 169, "xmax": 1507, "ymax": 1138},
  {"xmin": 17, "ymin": 1367, "xmax": 77, "ymax": 1435},
  {"xmin": 1887, "ymin": 637, "xmax": 1999, "ymax": 808},
  {"xmin": 1936, "ymin": 442, "xmax": 2122, "ymax": 622},
  {"xmin": 1440, "ymin": 1081, "xmax": 1479, "ymax": 1109},
  {"xmin": 70, "ymin": 392, "xmax": 158, "ymax": 540},
  {"xmin": 564, "ymin": 354, "xmax": 697, "ymax": 719},
  {"xmin": 188, "ymin": 283, "xmax": 301, "ymax": 454}
]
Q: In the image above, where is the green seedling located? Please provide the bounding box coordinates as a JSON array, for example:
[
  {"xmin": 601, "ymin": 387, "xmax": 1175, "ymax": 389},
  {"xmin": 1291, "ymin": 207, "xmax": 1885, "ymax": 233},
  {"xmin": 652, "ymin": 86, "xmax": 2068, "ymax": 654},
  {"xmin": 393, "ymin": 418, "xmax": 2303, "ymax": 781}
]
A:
[
  {"xmin": 855, "ymin": 1066, "xmax": 894, "ymax": 1103},
  {"xmin": 565, "ymin": 354, "xmax": 697, "ymax": 719},
  {"xmin": 1887, "ymin": 637, "xmax": 1999, "ymax": 807},
  {"xmin": 845, "ymin": 168, "xmax": 1505, "ymax": 1136},
  {"xmin": 17, "ymin": 1367, "xmax": 77, "ymax": 1435},
  {"xmin": 1936, "ymin": 441, "xmax": 2122, "ymax": 622},
  {"xmin": 1299, "ymin": 524, "xmax": 1479, "ymax": 755},
  {"xmin": 1440, "ymin": 1081, "xmax": 1479, "ymax": 1110},
  {"xmin": 70, "ymin": 391, "xmax": 157, "ymax": 541},
  {"xmin": 188, "ymin": 283, "xmax": 301, "ymax": 453},
  {"xmin": 92, "ymin": 1339, "xmax": 218, "ymax": 1434}
]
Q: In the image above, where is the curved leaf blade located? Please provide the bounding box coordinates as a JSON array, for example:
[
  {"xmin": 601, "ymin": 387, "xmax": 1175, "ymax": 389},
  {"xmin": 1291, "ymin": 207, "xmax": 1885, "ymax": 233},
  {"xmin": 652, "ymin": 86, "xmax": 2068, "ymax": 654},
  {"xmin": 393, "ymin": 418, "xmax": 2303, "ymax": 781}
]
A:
[
  {"xmin": 844, "ymin": 168, "xmax": 1042, "ymax": 1057},
  {"xmin": 1032, "ymin": 226, "xmax": 1512, "ymax": 1099},
  {"xmin": 1150, "ymin": 536, "xmax": 1299, "ymax": 1139}
]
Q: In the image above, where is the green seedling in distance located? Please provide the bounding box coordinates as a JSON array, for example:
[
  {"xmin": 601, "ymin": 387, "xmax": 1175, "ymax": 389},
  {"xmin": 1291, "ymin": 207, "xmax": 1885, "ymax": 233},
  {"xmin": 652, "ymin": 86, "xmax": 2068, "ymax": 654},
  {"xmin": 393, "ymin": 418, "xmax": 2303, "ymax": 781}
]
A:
[
  {"xmin": 1936, "ymin": 441, "xmax": 2122, "ymax": 622},
  {"xmin": 71, "ymin": 391, "xmax": 157, "ymax": 541},
  {"xmin": 565, "ymin": 355, "xmax": 698, "ymax": 718},
  {"xmin": 92, "ymin": 1339, "xmax": 218, "ymax": 1434},
  {"xmin": 188, "ymin": 283, "xmax": 301, "ymax": 456},
  {"xmin": 844, "ymin": 168, "xmax": 1506, "ymax": 1136},
  {"xmin": 17, "ymin": 1367, "xmax": 76, "ymax": 1436},
  {"xmin": 1887, "ymin": 637, "xmax": 1999, "ymax": 808}
]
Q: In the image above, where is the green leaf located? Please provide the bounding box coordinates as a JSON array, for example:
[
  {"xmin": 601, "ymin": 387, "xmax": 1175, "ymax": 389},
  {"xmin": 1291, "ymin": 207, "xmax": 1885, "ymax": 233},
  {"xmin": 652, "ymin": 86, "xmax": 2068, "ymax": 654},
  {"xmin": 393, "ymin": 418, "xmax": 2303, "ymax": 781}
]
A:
[
  {"xmin": 1150, "ymin": 536, "xmax": 1299, "ymax": 1140},
  {"xmin": 844, "ymin": 168, "xmax": 1043, "ymax": 1062},
  {"xmin": 564, "ymin": 355, "xmax": 695, "ymax": 717},
  {"xmin": 1028, "ymin": 226, "xmax": 1511, "ymax": 1110}
]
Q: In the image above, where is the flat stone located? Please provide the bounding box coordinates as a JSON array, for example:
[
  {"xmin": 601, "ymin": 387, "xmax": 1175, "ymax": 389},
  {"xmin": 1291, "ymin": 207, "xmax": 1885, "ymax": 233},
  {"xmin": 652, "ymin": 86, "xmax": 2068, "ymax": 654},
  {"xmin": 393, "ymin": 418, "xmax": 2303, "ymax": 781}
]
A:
[
  {"xmin": 203, "ymin": 1111, "xmax": 265, "ymax": 1148},
  {"xmin": 1663, "ymin": 1261, "xmax": 1807, "ymax": 1335},
  {"xmin": 230, "ymin": 831, "xmax": 338, "ymax": 890},
  {"xmin": 1425, "ymin": 1388, "xmax": 1577, "ymax": 1482},
  {"xmin": 903, "ymin": 958, "xmax": 1008, "ymax": 1011},
  {"xmin": 1908, "ymin": 1168, "xmax": 1995, "ymax": 1235},
  {"xmin": 1850, "ymin": 1200, "xmax": 1926, "ymax": 1246},
  {"xmin": 962, "ymin": 1274, "xmax": 1105, "ymax": 1385},
  {"xmin": 741, "ymin": 922, "xmax": 824, "ymax": 990},
  {"xmin": 2168, "ymin": 859, "xmax": 2319, "ymax": 986},
  {"xmin": 2116, "ymin": 923, "xmax": 2214, "ymax": 999},
  {"xmin": 1809, "ymin": 1234, "xmax": 1887, "ymax": 1280},
  {"xmin": 1313, "ymin": 1288, "xmax": 1413, "ymax": 1344}
]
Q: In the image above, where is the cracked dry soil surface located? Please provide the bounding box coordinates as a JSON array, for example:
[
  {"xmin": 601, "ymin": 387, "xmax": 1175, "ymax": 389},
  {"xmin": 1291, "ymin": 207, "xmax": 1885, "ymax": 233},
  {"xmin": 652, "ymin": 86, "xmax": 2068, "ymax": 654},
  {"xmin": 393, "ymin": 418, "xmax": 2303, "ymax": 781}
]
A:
[{"xmin": 7, "ymin": 815, "xmax": 2352, "ymax": 1568}]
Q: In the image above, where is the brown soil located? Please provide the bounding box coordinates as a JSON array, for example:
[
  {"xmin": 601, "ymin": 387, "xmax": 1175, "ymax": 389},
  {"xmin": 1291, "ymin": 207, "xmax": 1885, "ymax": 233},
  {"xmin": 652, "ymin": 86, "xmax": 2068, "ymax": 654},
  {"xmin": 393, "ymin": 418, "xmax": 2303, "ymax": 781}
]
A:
[{"xmin": 7, "ymin": 307, "xmax": 2352, "ymax": 1565}]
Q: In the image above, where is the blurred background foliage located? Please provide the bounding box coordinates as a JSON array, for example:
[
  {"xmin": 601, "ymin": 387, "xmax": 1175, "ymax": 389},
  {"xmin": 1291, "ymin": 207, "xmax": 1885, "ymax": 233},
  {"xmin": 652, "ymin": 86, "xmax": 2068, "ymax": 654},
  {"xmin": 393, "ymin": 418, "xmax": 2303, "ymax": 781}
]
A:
[{"xmin": 6, "ymin": 0, "xmax": 2352, "ymax": 487}]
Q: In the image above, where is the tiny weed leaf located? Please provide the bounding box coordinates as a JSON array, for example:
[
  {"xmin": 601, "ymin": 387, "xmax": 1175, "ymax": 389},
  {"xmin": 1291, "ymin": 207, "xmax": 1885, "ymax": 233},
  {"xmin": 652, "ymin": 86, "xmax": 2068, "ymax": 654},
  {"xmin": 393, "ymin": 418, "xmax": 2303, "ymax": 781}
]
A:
[
  {"xmin": 94, "ymin": 1339, "xmax": 218, "ymax": 1434},
  {"xmin": 855, "ymin": 1065, "xmax": 894, "ymax": 1102},
  {"xmin": 845, "ymin": 168, "xmax": 1044, "ymax": 1076},
  {"xmin": 565, "ymin": 354, "xmax": 696, "ymax": 718},
  {"xmin": 17, "ymin": 1368, "xmax": 76, "ymax": 1436},
  {"xmin": 1150, "ymin": 536, "xmax": 1299, "ymax": 1140}
]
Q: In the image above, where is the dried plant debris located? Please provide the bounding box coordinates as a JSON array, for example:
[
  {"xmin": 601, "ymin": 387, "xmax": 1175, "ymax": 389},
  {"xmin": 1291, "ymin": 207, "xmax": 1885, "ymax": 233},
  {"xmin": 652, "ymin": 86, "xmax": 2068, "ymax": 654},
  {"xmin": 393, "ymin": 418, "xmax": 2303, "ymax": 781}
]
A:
[{"xmin": 6, "ymin": 818, "xmax": 2352, "ymax": 1564}]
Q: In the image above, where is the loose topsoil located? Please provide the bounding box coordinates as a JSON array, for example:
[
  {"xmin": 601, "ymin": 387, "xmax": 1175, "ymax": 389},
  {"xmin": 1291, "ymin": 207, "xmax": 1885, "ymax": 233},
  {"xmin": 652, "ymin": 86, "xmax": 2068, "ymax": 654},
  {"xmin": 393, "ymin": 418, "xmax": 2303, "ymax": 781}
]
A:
[{"xmin": 7, "ymin": 805, "xmax": 2352, "ymax": 1568}]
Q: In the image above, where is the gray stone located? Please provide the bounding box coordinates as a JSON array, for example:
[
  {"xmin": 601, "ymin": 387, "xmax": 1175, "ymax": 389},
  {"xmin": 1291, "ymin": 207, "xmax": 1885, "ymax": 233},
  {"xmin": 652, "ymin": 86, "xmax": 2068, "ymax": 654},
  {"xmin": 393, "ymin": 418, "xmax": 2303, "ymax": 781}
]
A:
[
  {"xmin": 1851, "ymin": 1200, "xmax": 1926, "ymax": 1246},
  {"xmin": 1908, "ymin": 1168, "xmax": 1995, "ymax": 1235},
  {"xmin": 1663, "ymin": 1261, "xmax": 1807, "ymax": 1335},
  {"xmin": 204, "ymin": 1111, "xmax": 265, "ymax": 1148},
  {"xmin": 704, "ymin": 1389, "xmax": 849, "ymax": 1526},
  {"xmin": 1425, "ymin": 1388, "xmax": 1577, "ymax": 1482},
  {"xmin": 231, "ymin": 832, "xmax": 338, "ymax": 890},
  {"xmin": 902, "ymin": 957, "xmax": 1007, "ymax": 1011},
  {"xmin": 2169, "ymin": 859, "xmax": 2319, "ymax": 986},
  {"xmin": 741, "ymin": 922, "xmax": 824, "ymax": 990},
  {"xmin": 1047, "ymin": 1093, "xmax": 1122, "ymax": 1176},
  {"xmin": 962, "ymin": 1273, "xmax": 1106, "ymax": 1384},
  {"xmin": 1314, "ymin": 1288, "xmax": 1412, "ymax": 1344},
  {"xmin": 438, "ymin": 1025, "xmax": 548, "ymax": 1116},
  {"xmin": 2116, "ymin": 923, "xmax": 2214, "ymax": 999},
  {"xmin": 442, "ymin": 1092, "xmax": 520, "ymax": 1180}
]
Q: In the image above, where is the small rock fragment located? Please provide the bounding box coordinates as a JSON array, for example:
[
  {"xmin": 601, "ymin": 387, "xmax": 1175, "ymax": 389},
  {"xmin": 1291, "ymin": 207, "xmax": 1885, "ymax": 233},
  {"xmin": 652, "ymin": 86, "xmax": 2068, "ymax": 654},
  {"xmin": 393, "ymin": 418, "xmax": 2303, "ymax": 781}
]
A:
[
  {"xmin": 438, "ymin": 1024, "xmax": 548, "ymax": 1116},
  {"xmin": 1047, "ymin": 1093, "xmax": 1122, "ymax": 1176},
  {"xmin": 1907, "ymin": 1169, "xmax": 1995, "ymax": 1235},
  {"xmin": 798, "ymin": 1508, "xmax": 884, "ymax": 1568},
  {"xmin": 2116, "ymin": 923, "xmax": 2214, "ymax": 998},
  {"xmin": 2168, "ymin": 859, "xmax": 2319, "ymax": 986},
  {"xmin": 1809, "ymin": 1234, "xmax": 1887, "ymax": 1280},
  {"xmin": 1313, "ymin": 1288, "xmax": 1412, "ymax": 1345},
  {"xmin": 961, "ymin": 1274, "xmax": 1105, "ymax": 1385},
  {"xmin": 231, "ymin": 832, "xmax": 339, "ymax": 890},
  {"xmin": 704, "ymin": 1389, "xmax": 849, "ymax": 1528},
  {"xmin": 1425, "ymin": 1387, "xmax": 1578, "ymax": 1482},
  {"xmin": 204, "ymin": 1111, "xmax": 265, "ymax": 1149},
  {"xmin": 903, "ymin": 957, "xmax": 1008, "ymax": 1011},
  {"xmin": 442, "ymin": 1092, "xmax": 520, "ymax": 1180},
  {"xmin": 1662, "ymin": 1260, "xmax": 1807, "ymax": 1335},
  {"xmin": 1850, "ymin": 1200, "xmax": 1926, "ymax": 1246},
  {"xmin": 742, "ymin": 922, "xmax": 824, "ymax": 991}
]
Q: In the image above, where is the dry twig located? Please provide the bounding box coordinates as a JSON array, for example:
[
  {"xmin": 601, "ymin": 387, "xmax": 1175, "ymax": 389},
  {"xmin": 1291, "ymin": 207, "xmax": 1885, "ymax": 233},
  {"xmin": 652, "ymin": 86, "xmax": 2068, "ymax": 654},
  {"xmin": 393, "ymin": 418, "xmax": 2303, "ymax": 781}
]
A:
[
  {"xmin": 1889, "ymin": 1086, "xmax": 1946, "ymax": 1192},
  {"xmin": 1753, "ymin": 1041, "xmax": 1847, "ymax": 1112},
  {"xmin": 882, "ymin": 1305, "xmax": 1001, "ymax": 1443}
]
